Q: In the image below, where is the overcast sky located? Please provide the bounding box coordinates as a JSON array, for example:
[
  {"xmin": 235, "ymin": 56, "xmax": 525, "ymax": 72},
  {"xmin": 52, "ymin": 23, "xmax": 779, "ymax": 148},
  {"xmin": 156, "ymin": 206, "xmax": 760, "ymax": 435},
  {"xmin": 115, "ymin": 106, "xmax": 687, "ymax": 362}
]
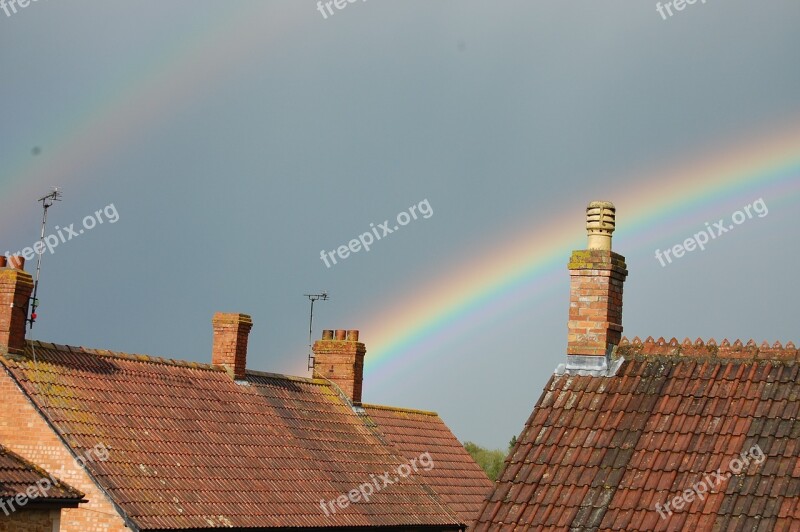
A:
[{"xmin": 1, "ymin": 1, "xmax": 799, "ymax": 449}]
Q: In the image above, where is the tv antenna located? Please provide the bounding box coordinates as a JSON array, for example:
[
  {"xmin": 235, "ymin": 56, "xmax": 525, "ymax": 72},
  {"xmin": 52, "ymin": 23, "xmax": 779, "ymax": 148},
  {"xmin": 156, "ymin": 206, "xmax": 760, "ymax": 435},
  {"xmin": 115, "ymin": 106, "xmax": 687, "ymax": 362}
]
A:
[
  {"xmin": 304, "ymin": 291, "xmax": 329, "ymax": 370},
  {"xmin": 29, "ymin": 187, "xmax": 62, "ymax": 329}
]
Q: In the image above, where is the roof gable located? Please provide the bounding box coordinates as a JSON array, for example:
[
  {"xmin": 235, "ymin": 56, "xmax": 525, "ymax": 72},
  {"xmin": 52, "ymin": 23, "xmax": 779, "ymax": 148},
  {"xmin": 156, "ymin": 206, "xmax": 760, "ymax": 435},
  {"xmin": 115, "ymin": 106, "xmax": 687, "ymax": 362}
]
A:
[{"xmin": 363, "ymin": 404, "xmax": 493, "ymax": 526}]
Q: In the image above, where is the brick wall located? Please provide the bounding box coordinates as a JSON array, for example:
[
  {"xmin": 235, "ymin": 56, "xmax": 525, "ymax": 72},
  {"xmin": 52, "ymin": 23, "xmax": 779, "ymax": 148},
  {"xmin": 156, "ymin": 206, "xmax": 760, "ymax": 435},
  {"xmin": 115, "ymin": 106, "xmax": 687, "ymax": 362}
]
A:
[
  {"xmin": 0, "ymin": 362, "xmax": 130, "ymax": 532},
  {"xmin": 0, "ymin": 508, "xmax": 58, "ymax": 532}
]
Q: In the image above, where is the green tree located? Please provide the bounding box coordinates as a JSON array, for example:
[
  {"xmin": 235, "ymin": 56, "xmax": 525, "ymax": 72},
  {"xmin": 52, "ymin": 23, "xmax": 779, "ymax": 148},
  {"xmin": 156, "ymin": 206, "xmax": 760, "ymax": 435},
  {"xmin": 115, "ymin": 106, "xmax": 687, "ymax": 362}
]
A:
[
  {"xmin": 463, "ymin": 441, "xmax": 508, "ymax": 481},
  {"xmin": 508, "ymin": 435, "xmax": 518, "ymax": 452}
]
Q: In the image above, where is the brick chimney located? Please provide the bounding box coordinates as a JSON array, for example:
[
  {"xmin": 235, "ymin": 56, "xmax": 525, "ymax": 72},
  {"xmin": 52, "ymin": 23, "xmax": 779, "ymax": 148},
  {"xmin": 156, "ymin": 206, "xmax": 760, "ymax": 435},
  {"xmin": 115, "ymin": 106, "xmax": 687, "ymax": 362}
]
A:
[
  {"xmin": 312, "ymin": 329, "xmax": 366, "ymax": 404},
  {"xmin": 567, "ymin": 201, "xmax": 628, "ymax": 371},
  {"xmin": 211, "ymin": 313, "xmax": 253, "ymax": 380},
  {"xmin": 0, "ymin": 256, "xmax": 34, "ymax": 355}
]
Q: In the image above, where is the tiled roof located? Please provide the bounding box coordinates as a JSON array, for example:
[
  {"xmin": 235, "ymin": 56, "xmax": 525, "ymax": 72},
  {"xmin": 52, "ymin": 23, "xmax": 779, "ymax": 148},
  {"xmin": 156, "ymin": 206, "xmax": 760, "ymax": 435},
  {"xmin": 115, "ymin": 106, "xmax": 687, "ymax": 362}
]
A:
[
  {"xmin": 363, "ymin": 404, "xmax": 493, "ymax": 526},
  {"xmin": 1, "ymin": 341, "xmax": 462, "ymax": 530},
  {"xmin": 473, "ymin": 337, "xmax": 800, "ymax": 531},
  {"xmin": 0, "ymin": 444, "xmax": 84, "ymax": 502}
]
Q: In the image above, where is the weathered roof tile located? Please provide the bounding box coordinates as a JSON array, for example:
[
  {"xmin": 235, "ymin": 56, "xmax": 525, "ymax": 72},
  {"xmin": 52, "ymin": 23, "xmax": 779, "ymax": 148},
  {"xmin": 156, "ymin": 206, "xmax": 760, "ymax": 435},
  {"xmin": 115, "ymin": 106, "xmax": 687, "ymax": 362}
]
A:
[
  {"xmin": 474, "ymin": 349, "xmax": 800, "ymax": 530},
  {"xmin": 2, "ymin": 343, "xmax": 462, "ymax": 530},
  {"xmin": 0, "ymin": 445, "xmax": 84, "ymax": 503},
  {"xmin": 360, "ymin": 404, "xmax": 492, "ymax": 527}
]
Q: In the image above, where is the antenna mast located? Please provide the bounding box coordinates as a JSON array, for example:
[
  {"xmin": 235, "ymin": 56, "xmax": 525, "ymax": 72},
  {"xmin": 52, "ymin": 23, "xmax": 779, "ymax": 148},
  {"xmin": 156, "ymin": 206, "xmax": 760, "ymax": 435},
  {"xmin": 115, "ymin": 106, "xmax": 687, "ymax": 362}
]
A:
[
  {"xmin": 29, "ymin": 187, "xmax": 62, "ymax": 329},
  {"xmin": 304, "ymin": 291, "xmax": 329, "ymax": 370}
]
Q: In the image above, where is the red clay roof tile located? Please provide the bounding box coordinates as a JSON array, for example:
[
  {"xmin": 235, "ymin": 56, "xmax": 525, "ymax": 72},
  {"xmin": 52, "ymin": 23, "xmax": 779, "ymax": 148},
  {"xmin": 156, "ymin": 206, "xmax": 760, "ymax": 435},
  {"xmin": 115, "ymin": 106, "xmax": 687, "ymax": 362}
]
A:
[
  {"xmin": 474, "ymin": 348, "xmax": 800, "ymax": 530},
  {"xmin": 360, "ymin": 404, "xmax": 492, "ymax": 527},
  {"xmin": 0, "ymin": 445, "xmax": 84, "ymax": 503},
  {"xmin": 2, "ymin": 343, "xmax": 462, "ymax": 530}
]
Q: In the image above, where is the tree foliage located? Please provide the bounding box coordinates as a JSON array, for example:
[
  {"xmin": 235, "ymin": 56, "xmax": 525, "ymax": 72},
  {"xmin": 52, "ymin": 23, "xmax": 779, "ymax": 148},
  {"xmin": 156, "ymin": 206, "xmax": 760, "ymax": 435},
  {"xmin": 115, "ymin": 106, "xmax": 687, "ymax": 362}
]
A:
[{"xmin": 463, "ymin": 436, "xmax": 519, "ymax": 481}]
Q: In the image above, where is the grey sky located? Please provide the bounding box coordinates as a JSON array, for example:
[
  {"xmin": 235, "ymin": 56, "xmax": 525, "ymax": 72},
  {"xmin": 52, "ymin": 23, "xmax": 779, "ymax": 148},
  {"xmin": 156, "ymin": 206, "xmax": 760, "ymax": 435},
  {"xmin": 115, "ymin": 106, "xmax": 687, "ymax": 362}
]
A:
[{"xmin": 1, "ymin": 1, "xmax": 799, "ymax": 449}]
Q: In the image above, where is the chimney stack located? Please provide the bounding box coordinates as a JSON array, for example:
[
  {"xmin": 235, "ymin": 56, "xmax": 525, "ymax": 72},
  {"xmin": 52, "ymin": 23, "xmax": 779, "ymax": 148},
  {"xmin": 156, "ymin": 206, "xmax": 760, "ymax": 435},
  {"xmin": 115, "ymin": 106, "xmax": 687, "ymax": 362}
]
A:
[
  {"xmin": 567, "ymin": 202, "xmax": 628, "ymax": 371},
  {"xmin": 212, "ymin": 313, "xmax": 253, "ymax": 380},
  {"xmin": 0, "ymin": 256, "xmax": 34, "ymax": 355},
  {"xmin": 312, "ymin": 329, "xmax": 366, "ymax": 404}
]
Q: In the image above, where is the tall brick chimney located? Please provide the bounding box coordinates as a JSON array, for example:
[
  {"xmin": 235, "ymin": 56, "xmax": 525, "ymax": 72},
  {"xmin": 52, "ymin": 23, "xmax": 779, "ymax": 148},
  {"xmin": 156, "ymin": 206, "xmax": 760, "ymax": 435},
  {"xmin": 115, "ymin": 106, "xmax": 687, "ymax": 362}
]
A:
[
  {"xmin": 212, "ymin": 313, "xmax": 253, "ymax": 380},
  {"xmin": 567, "ymin": 201, "xmax": 628, "ymax": 371},
  {"xmin": 312, "ymin": 329, "xmax": 366, "ymax": 404},
  {"xmin": 0, "ymin": 256, "xmax": 34, "ymax": 355}
]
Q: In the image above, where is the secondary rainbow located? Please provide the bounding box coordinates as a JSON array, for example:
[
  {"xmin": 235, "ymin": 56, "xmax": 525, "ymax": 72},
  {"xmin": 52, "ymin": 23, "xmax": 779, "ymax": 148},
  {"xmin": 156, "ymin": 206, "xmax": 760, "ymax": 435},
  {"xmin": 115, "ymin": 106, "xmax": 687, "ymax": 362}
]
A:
[{"xmin": 0, "ymin": 3, "xmax": 291, "ymax": 229}]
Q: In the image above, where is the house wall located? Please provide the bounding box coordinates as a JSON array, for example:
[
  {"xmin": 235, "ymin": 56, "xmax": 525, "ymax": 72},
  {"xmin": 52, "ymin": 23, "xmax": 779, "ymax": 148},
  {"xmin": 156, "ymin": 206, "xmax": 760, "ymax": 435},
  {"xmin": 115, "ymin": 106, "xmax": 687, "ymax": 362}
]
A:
[
  {"xmin": 0, "ymin": 508, "xmax": 59, "ymax": 532},
  {"xmin": 0, "ymin": 364, "xmax": 131, "ymax": 532}
]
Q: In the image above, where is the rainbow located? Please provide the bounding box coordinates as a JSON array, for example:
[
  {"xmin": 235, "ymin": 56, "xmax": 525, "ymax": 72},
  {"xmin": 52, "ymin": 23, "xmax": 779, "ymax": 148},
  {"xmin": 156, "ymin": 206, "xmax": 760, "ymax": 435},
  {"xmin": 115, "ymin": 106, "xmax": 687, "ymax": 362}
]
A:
[
  {"xmin": 0, "ymin": 2, "xmax": 288, "ymax": 228},
  {"xmin": 2, "ymin": 12, "xmax": 798, "ymax": 386},
  {"xmin": 362, "ymin": 123, "xmax": 800, "ymax": 382}
]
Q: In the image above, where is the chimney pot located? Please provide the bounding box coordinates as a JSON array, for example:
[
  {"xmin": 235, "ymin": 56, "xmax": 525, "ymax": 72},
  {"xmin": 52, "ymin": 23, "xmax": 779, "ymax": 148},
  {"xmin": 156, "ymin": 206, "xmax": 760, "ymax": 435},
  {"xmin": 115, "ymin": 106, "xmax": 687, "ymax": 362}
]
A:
[
  {"xmin": 586, "ymin": 201, "xmax": 616, "ymax": 251},
  {"xmin": 7, "ymin": 256, "xmax": 25, "ymax": 270},
  {"xmin": 0, "ymin": 257, "xmax": 6, "ymax": 268},
  {"xmin": 346, "ymin": 330, "xmax": 359, "ymax": 342},
  {"xmin": 335, "ymin": 329, "xmax": 347, "ymax": 340},
  {"xmin": 211, "ymin": 313, "xmax": 253, "ymax": 380},
  {"xmin": 322, "ymin": 329, "xmax": 334, "ymax": 340}
]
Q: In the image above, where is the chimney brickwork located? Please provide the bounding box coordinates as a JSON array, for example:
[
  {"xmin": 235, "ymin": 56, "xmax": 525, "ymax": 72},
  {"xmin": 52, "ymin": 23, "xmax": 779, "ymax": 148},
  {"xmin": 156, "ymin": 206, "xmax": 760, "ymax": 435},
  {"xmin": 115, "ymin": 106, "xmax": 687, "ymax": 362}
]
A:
[
  {"xmin": 0, "ymin": 256, "xmax": 33, "ymax": 355},
  {"xmin": 312, "ymin": 329, "xmax": 366, "ymax": 404},
  {"xmin": 212, "ymin": 313, "xmax": 253, "ymax": 380},
  {"xmin": 567, "ymin": 202, "xmax": 628, "ymax": 370}
]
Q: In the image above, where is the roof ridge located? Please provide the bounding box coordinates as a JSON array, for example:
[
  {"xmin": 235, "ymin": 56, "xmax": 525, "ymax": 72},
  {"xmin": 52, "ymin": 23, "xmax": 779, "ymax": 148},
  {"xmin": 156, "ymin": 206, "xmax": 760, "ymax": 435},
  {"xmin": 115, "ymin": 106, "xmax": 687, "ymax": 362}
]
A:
[
  {"xmin": 362, "ymin": 403, "xmax": 439, "ymax": 416},
  {"xmin": 619, "ymin": 336, "xmax": 799, "ymax": 361},
  {"xmin": 24, "ymin": 339, "xmax": 220, "ymax": 372},
  {"xmin": 23, "ymin": 341, "xmax": 344, "ymax": 384}
]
